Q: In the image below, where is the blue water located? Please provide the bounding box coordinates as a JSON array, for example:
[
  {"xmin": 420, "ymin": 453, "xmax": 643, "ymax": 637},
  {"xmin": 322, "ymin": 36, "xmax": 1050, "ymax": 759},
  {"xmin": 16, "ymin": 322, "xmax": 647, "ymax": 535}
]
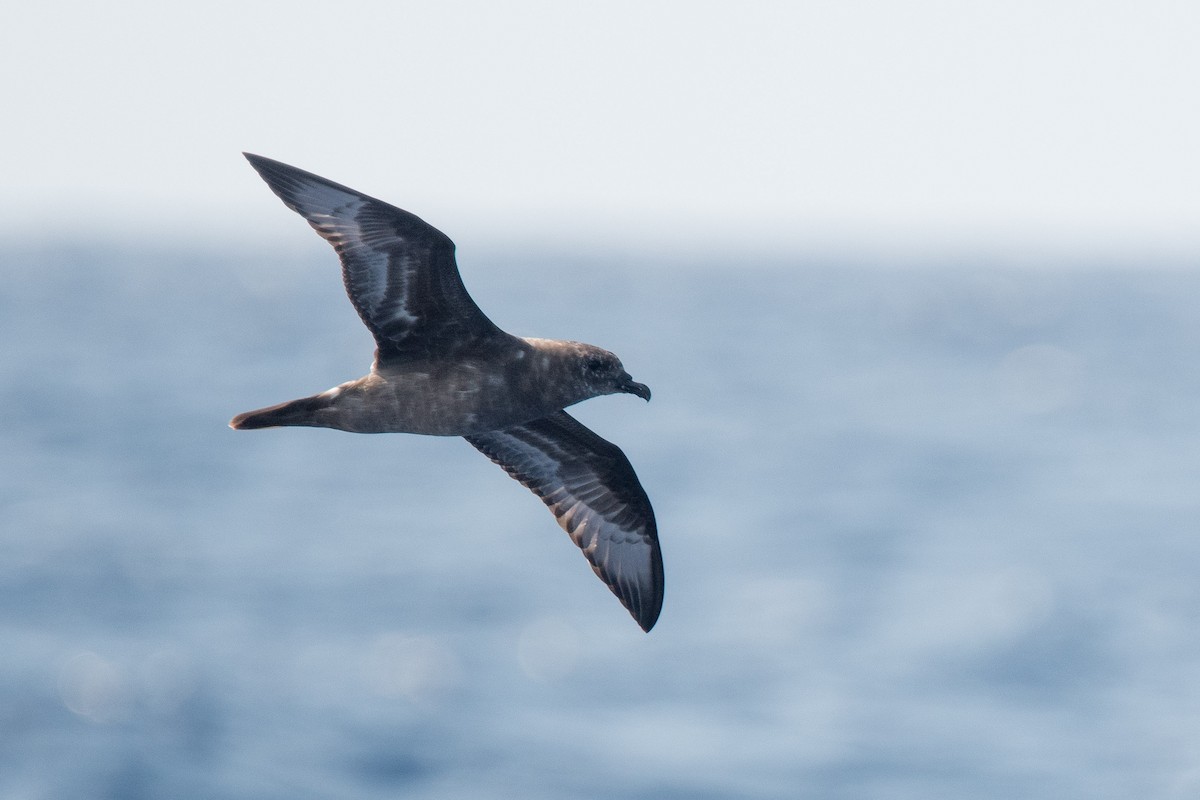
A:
[{"xmin": 3, "ymin": 241, "xmax": 1200, "ymax": 798}]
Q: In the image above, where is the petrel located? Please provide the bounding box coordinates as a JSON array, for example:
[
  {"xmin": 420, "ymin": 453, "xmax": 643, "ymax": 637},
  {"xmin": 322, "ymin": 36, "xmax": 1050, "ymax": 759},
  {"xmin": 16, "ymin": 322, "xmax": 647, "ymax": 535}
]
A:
[{"xmin": 230, "ymin": 154, "xmax": 663, "ymax": 631}]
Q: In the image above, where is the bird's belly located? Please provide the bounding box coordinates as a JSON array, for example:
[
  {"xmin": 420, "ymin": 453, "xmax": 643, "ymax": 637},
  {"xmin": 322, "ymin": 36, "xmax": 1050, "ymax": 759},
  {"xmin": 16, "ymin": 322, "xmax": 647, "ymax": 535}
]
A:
[{"xmin": 338, "ymin": 370, "xmax": 555, "ymax": 435}]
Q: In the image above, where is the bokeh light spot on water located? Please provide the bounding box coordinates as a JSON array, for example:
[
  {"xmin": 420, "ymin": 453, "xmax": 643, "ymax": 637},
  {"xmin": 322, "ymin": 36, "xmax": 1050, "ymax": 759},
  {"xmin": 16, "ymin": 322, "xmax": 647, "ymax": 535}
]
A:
[
  {"xmin": 57, "ymin": 651, "xmax": 131, "ymax": 724},
  {"xmin": 361, "ymin": 633, "xmax": 460, "ymax": 705}
]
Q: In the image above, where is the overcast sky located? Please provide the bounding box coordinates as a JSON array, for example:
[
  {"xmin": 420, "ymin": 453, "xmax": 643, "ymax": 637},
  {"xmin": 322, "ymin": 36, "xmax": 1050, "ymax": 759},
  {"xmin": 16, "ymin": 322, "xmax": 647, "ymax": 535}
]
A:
[{"xmin": 4, "ymin": 1, "xmax": 1198, "ymax": 257}]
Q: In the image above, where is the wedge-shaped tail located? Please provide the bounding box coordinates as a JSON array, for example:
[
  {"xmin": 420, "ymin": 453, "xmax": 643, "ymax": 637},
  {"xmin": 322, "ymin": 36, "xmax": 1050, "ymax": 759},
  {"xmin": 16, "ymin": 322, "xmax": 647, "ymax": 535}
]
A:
[{"xmin": 230, "ymin": 394, "xmax": 333, "ymax": 430}]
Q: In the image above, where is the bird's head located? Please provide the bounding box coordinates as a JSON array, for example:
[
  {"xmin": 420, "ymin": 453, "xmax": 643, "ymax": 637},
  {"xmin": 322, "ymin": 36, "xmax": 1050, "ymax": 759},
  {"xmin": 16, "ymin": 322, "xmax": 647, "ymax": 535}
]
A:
[{"xmin": 576, "ymin": 345, "xmax": 651, "ymax": 401}]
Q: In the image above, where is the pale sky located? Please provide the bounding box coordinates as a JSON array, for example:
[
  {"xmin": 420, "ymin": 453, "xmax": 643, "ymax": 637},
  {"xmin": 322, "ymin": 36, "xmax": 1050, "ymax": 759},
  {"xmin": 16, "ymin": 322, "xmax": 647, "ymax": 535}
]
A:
[{"xmin": 4, "ymin": 1, "xmax": 1198, "ymax": 257}]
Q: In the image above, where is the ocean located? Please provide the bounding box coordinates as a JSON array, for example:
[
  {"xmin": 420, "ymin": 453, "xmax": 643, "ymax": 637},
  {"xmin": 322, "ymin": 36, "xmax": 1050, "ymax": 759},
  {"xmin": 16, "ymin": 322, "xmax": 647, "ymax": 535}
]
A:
[{"xmin": 2, "ymin": 240, "xmax": 1199, "ymax": 798}]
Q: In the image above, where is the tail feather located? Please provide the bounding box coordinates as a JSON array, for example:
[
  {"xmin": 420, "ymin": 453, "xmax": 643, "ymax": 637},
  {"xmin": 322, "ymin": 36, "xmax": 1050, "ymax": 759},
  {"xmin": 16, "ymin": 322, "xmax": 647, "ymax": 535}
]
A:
[{"xmin": 229, "ymin": 395, "xmax": 329, "ymax": 430}]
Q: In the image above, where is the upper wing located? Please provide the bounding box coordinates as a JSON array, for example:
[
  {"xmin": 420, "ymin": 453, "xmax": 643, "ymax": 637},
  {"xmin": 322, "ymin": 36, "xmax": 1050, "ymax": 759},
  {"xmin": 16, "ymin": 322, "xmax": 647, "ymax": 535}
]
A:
[
  {"xmin": 466, "ymin": 411, "xmax": 663, "ymax": 632},
  {"xmin": 244, "ymin": 153, "xmax": 505, "ymax": 361}
]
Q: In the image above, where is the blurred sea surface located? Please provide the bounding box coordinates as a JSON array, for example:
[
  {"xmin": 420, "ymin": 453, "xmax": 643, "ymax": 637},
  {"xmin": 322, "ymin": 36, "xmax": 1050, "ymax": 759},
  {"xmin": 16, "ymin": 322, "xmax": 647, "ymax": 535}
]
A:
[{"xmin": 2, "ymin": 240, "xmax": 1200, "ymax": 798}]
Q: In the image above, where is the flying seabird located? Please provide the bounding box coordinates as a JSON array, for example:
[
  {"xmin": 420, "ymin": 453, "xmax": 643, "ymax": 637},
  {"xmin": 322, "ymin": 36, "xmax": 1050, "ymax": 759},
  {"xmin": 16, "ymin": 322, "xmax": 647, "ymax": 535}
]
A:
[{"xmin": 230, "ymin": 154, "xmax": 663, "ymax": 631}]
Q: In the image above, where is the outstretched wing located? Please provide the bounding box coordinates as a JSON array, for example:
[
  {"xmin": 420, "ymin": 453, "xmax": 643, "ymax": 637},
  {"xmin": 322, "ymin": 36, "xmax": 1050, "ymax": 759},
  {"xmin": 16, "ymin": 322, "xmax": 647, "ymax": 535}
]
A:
[
  {"xmin": 466, "ymin": 411, "xmax": 663, "ymax": 632},
  {"xmin": 244, "ymin": 153, "xmax": 506, "ymax": 362}
]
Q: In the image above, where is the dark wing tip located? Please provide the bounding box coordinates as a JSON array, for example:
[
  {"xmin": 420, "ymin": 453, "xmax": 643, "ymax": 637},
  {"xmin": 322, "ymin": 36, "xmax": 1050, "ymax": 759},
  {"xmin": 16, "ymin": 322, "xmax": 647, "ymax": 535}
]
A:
[
  {"xmin": 240, "ymin": 152, "xmax": 370, "ymax": 210},
  {"xmin": 241, "ymin": 152, "xmax": 312, "ymax": 208},
  {"xmin": 634, "ymin": 568, "xmax": 664, "ymax": 632},
  {"xmin": 242, "ymin": 152, "xmax": 289, "ymax": 182},
  {"xmin": 582, "ymin": 531, "xmax": 662, "ymax": 632},
  {"xmin": 243, "ymin": 152, "xmax": 300, "ymax": 176},
  {"xmin": 610, "ymin": 523, "xmax": 663, "ymax": 632}
]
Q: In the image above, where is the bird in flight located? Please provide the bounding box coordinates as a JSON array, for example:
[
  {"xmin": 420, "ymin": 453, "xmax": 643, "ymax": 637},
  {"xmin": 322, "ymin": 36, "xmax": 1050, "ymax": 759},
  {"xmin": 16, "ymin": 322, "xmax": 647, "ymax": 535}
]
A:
[{"xmin": 230, "ymin": 154, "xmax": 663, "ymax": 631}]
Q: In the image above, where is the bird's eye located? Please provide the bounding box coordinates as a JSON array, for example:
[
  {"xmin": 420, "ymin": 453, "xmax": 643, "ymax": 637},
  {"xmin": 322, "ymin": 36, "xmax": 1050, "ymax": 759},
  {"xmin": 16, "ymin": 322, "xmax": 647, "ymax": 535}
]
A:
[{"xmin": 585, "ymin": 357, "xmax": 606, "ymax": 373}]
